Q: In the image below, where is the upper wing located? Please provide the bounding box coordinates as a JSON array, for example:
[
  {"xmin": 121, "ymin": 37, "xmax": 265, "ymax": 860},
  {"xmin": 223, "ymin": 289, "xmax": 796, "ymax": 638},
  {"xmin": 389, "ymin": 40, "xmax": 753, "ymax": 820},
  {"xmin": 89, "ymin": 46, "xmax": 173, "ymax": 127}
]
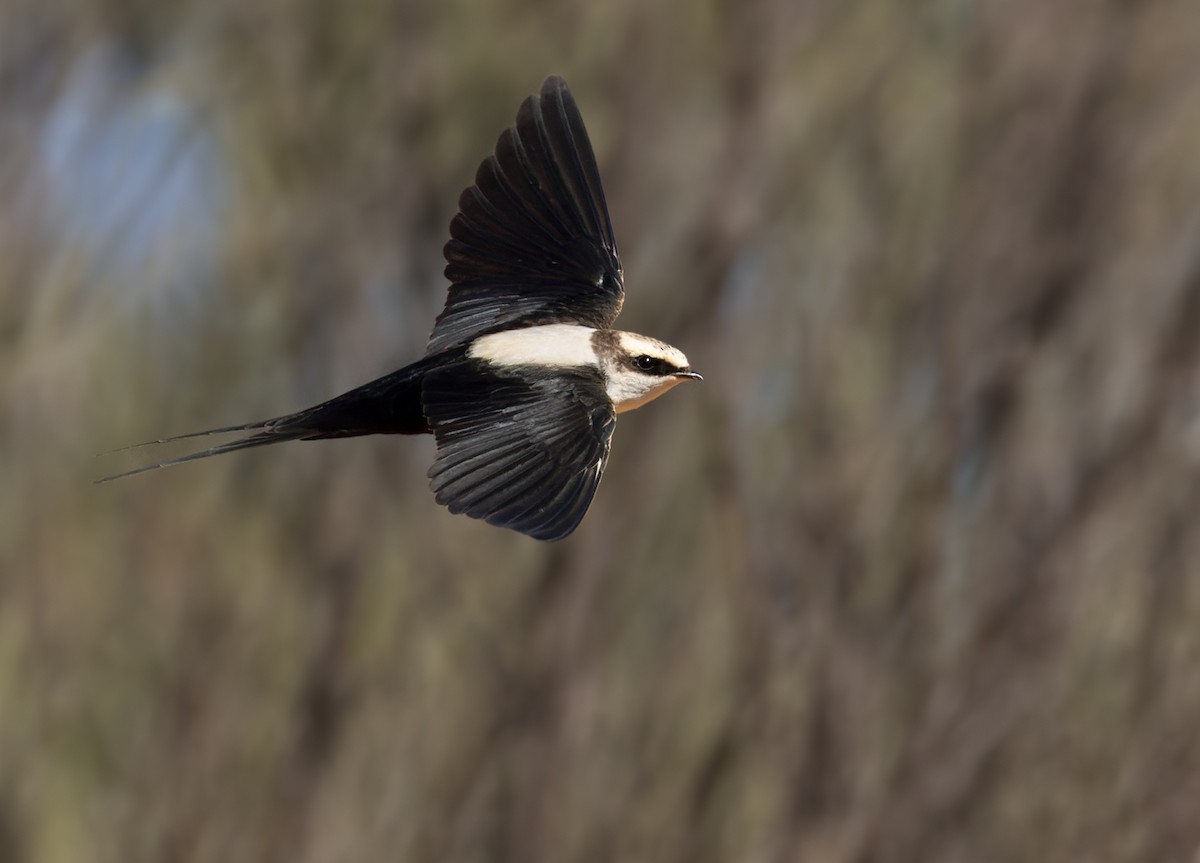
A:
[
  {"xmin": 429, "ymin": 76, "xmax": 624, "ymax": 355},
  {"xmin": 422, "ymin": 361, "xmax": 616, "ymax": 541}
]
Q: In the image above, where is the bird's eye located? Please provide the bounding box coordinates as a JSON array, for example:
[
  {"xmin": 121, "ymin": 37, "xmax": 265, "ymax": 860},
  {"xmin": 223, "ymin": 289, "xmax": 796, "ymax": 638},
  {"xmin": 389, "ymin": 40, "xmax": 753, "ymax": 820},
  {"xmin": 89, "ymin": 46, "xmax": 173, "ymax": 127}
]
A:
[{"xmin": 634, "ymin": 355, "xmax": 657, "ymax": 372}]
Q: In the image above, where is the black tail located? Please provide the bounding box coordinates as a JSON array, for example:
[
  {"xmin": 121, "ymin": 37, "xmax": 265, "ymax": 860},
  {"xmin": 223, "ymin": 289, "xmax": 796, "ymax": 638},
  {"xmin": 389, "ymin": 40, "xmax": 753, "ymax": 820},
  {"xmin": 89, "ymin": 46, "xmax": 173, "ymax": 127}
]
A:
[{"xmin": 96, "ymin": 358, "xmax": 437, "ymax": 483}]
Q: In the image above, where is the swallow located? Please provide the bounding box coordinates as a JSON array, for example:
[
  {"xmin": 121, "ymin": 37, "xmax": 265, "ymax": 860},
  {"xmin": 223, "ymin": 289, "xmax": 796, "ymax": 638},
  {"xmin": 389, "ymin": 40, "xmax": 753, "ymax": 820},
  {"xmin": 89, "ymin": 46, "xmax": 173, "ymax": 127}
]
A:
[{"xmin": 100, "ymin": 76, "xmax": 701, "ymax": 540}]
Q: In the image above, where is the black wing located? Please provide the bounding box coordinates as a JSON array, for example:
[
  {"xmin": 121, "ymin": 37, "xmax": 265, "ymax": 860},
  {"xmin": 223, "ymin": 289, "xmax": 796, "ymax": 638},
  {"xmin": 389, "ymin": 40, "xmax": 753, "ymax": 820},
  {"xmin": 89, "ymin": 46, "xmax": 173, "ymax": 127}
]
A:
[
  {"xmin": 429, "ymin": 76, "xmax": 624, "ymax": 355},
  {"xmin": 422, "ymin": 361, "xmax": 616, "ymax": 541}
]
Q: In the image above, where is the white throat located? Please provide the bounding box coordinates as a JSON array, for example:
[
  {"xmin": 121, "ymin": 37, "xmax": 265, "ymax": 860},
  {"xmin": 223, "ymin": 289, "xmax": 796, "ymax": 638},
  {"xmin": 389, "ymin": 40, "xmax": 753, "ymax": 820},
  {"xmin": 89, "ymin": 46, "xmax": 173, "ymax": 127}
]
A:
[{"xmin": 609, "ymin": 375, "xmax": 687, "ymax": 413}]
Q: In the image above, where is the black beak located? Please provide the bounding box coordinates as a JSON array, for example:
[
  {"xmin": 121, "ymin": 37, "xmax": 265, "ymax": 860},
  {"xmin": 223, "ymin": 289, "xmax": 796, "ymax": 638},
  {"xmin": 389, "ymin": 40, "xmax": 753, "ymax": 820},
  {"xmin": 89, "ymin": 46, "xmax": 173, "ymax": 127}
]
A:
[{"xmin": 674, "ymin": 371, "xmax": 703, "ymax": 382}]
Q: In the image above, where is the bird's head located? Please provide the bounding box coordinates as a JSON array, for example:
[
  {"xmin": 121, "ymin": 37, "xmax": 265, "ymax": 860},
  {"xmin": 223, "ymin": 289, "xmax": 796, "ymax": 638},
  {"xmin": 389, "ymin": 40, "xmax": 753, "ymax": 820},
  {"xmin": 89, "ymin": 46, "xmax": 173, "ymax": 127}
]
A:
[{"xmin": 599, "ymin": 331, "xmax": 702, "ymax": 413}]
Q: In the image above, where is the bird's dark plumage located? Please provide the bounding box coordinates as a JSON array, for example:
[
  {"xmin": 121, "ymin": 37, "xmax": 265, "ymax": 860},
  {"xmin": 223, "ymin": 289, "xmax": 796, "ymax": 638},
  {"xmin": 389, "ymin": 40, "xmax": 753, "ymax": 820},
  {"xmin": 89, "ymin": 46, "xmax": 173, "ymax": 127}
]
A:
[
  {"xmin": 99, "ymin": 75, "xmax": 699, "ymax": 541},
  {"xmin": 433, "ymin": 76, "xmax": 624, "ymax": 354},
  {"xmin": 423, "ymin": 361, "xmax": 614, "ymax": 541}
]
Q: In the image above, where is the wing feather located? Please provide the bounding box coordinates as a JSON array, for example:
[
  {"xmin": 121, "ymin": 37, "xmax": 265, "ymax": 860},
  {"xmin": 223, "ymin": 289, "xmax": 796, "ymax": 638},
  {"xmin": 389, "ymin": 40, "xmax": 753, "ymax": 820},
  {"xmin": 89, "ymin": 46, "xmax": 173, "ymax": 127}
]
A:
[
  {"xmin": 429, "ymin": 77, "xmax": 624, "ymax": 355},
  {"xmin": 423, "ymin": 362, "xmax": 615, "ymax": 541}
]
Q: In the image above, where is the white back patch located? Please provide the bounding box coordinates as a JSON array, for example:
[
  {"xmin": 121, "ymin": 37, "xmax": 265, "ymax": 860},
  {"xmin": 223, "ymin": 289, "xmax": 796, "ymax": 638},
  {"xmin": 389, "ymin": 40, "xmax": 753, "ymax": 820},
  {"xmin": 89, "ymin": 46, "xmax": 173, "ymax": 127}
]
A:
[{"xmin": 468, "ymin": 324, "xmax": 598, "ymax": 368}]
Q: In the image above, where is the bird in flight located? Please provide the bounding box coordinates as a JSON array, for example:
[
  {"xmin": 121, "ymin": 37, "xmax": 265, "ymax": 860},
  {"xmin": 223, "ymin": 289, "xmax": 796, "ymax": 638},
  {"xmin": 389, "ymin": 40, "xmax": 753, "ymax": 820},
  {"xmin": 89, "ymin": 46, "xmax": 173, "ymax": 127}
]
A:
[{"xmin": 100, "ymin": 76, "xmax": 701, "ymax": 541}]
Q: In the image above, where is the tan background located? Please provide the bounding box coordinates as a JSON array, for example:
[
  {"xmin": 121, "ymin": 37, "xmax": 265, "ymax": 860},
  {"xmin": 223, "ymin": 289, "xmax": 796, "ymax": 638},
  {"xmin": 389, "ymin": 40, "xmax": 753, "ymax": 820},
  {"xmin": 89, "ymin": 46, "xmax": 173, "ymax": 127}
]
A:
[{"xmin": 3, "ymin": 0, "xmax": 1200, "ymax": 860}]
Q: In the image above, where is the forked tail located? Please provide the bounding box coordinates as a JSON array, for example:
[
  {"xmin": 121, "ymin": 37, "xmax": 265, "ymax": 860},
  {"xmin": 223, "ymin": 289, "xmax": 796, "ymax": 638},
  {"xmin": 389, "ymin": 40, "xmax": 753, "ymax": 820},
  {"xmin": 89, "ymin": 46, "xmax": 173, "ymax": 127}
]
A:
[
  {"xmin": 95, "ymin": 422, "xmax": 316, "ymax": 483},
  {"xmin": 95, "ymin": 359, "xmax": 436, "ymax": 483}
]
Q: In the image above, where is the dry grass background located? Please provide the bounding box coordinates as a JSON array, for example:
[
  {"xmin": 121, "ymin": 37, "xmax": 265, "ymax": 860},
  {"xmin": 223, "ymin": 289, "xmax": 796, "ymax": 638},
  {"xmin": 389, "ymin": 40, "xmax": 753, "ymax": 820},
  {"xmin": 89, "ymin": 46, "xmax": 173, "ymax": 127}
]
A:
[{"xmin": 3, "ymin": 0, "xmax": 1200, "ymax": 861}]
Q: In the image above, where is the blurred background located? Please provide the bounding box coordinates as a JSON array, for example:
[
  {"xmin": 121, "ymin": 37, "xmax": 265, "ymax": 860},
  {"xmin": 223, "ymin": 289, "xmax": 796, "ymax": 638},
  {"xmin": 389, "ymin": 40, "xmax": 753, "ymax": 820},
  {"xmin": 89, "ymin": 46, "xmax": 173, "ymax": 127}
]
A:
[{"xmin": 3, "ymin": 0, "xmax": 1200, "ymax": 860}]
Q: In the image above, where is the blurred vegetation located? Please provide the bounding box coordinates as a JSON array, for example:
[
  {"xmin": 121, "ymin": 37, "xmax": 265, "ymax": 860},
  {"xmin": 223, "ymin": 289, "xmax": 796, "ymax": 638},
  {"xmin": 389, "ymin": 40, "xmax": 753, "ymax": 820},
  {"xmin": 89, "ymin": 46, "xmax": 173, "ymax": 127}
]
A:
[{"xmin": 3, "ymin": 0, "xmax": 1200, "ymax": 860}]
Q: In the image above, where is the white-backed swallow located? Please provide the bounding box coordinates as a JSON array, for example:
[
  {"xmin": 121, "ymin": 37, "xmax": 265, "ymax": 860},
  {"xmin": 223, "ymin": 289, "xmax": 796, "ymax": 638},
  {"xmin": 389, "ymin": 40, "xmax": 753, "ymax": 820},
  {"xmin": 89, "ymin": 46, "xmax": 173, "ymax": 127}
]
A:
[{"xmin": 100, "ymin": 76, "xmax": 701, "ymax": 541}]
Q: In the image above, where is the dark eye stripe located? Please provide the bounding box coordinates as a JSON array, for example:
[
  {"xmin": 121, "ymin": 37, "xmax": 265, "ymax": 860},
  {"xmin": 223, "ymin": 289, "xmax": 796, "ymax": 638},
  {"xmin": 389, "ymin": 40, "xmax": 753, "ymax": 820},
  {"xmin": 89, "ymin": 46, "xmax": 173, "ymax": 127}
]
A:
[{"xmin": 632, "ymin": 355, "xmax": 672, "ymax": 375}]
